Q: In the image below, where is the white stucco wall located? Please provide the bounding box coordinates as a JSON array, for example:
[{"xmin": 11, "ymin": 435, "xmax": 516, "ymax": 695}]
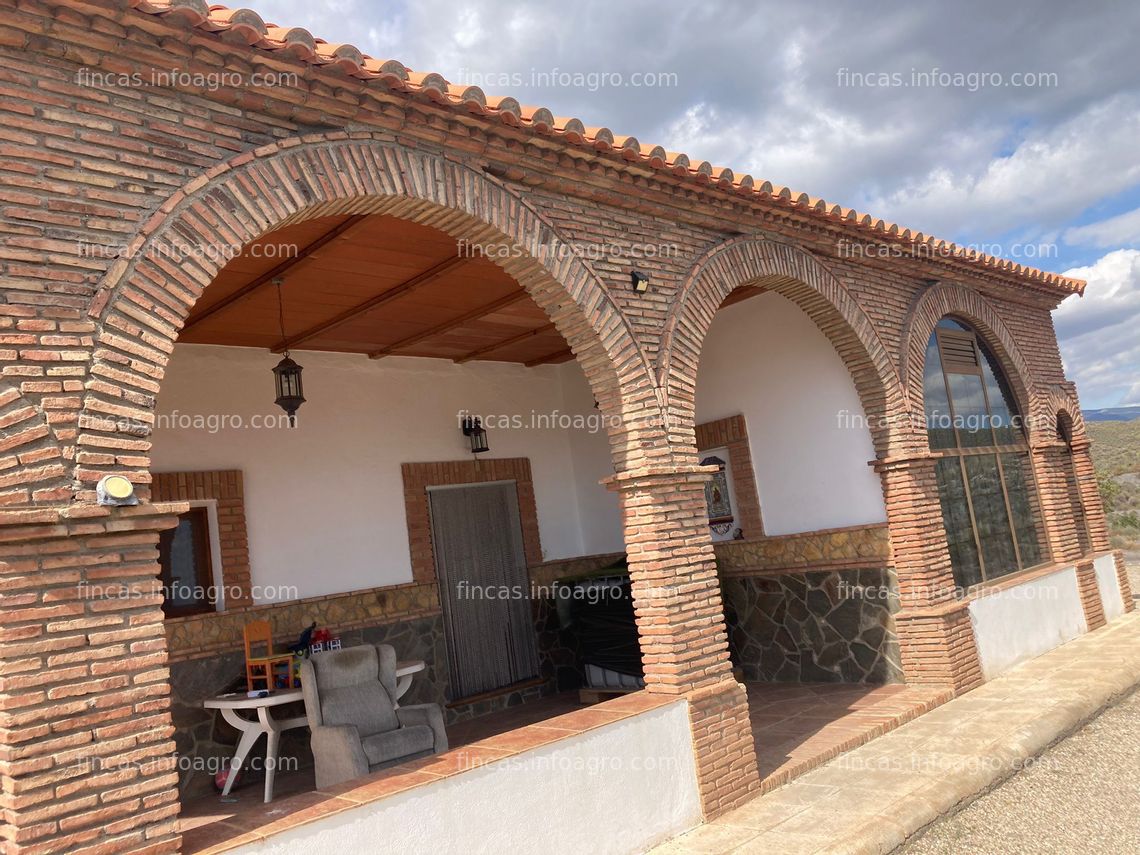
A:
[
  {"xmin": 695, "ymin": 292, "xmax": 887, "ymax": 535},
  {"xmin": 1094, "ymin": 553, "xmax": 1125, "ymax": 622},
  {"xmin": 557, "ymin": 361, "xmax": 624, "ymax": 555},
  {"xmin": 234, "ymin": 701, "xmax": 700, "ymax": 855},
  {"xmin": 969, "ymin": 567, "xmax": 1088, "ymax": 680},
  {"xmin": 151, "ymin": 344, "xmax": 619, "ymax": 602}
]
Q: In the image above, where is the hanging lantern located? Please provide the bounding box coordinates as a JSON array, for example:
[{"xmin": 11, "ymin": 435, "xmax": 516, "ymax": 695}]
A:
[
  {"xmin": 272, "ymin": 353, "xmax": 305, "ymax": 425},
  {"xmin": 461, "ymin": 416, "xmax": 489, "ymax": 454},
  {"xmin": 271, "ymin": 278, "xmax": 304, "ymax": 426}
]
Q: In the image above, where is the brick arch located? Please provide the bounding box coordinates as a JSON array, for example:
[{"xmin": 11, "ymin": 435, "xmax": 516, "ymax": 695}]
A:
[
  {"xmin": 899, "ymin": 281, "xmax": 1038, "ymax": 440},
  {"xmin": 76, "ymin": 134, "xmax": 656, "ymax": 496},
  {"xmin": 1041, "ymin": 384, "xmax": 1087, "ymax": 443},
  {"xmin": 659, "ymin": 237, "xmax": 907, "ymax": 459}
]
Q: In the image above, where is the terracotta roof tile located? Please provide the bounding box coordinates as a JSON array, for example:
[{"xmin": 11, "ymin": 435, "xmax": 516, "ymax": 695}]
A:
[{"xmin": 119, "ymin": 0, "xmax": 1084, "ymax": 294}]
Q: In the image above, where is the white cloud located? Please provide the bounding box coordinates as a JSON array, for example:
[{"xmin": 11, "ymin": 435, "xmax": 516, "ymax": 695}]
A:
[
  {"xmin": 1056, "ymin": 250, "xmax": 1140, "ymax": 408},
  {"xmin": 1065, "ymin": 206, "xmax": 1140, "ymax": 249},
  {"xmin": 236, "ymin": 0, "xmax": 1140, "ymax": 405},
  {"xmin": 863, "ymin": 94, "xmax": 1140, "ymax": 239}
]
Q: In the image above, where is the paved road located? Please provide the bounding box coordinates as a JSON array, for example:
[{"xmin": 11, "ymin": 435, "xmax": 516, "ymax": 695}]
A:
[{"xmin": 900, "ymin": 648, "xmax": 1140, "ymax": 854}]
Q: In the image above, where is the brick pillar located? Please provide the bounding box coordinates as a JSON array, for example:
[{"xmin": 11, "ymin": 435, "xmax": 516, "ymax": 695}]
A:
[
  {"xmin": 1069, "ymin": 438, "xmax": 1111, "ymax": 553},
  {"xmin": 1114, "ymin": 550, "xmax": 1136, "ymax": 613},
  {"xmin": 0, "ymin": 504, "xmax": 184, "ymax": 855},
  {"xmin": 605, "ymin": 466, "xmax": 760, "ymax": 818},
  {"xmin": 876, "ymin": 456, "xmax": 983, "ymax": 692},
  {"xmin": 1030, "ymin": 446, "xmax": 1081, "ymax": 564},
  {"xmin": 1074, "ymin": 559, "xmax": 1107, "ymax": 631}
]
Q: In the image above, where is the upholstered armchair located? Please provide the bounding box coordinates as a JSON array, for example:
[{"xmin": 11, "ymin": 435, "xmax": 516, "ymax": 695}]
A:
[{"xmin": 299, "ymin": 644, "xmax": 447, "ymax": 789}]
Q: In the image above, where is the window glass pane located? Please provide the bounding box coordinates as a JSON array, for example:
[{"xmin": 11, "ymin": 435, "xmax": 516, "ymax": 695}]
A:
[
  {"xmin": 979, "ymin": 342, "xmax": 1021, "ymax": 445},
  {"xmin": 946, "ymin": 373, "xmax": 994, "ymax": 447},
  {"xmin": 964, "ymin": 454, "xmax": 1018, "ymax": 578},
  {"xmin": 937, "ymin": 318, "xmax": 969, "ymax": 331},
  {"xmin": 159, "ymin": 511, "xmax": 212, "ymax": 613},
  {"xmin": 935, "ymin": 458, "xmax": 982, "ymax": 590},
  {"xmin": 1000, "ymin": 453, "xmax": 1043, "ymax": 567},
  {"xmin": 923, "ymin": 333, "xmax": 956, "ymax": 449}
]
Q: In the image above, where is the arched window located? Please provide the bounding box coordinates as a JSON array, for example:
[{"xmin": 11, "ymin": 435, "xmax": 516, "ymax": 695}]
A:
[{"xmin": 923, "ymin": 318, "xmax": 1045, "ymax": 589}]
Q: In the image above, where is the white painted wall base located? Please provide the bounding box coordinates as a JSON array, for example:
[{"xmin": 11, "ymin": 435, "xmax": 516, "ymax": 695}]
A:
[
  {"xmin": 234, "ymin": 702, "xmax": 701, "ymax": 855},
  {"xmin": 969, "ymin": 567, "xmax": 1088, "ymax": 680},
  {"xmin": 1094, "ymin": 553, "xmax": 1125, "ymax": 622}
]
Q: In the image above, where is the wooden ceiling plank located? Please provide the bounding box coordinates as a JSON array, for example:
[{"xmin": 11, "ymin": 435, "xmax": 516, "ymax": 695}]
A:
[
  {"xmin": 453, "ymin": 322, "xmax": 557, "ymax": 364},
  {"xmin": 182, "ymin": 215, "xmax": 370, "ymax": 332},
  {"xmin": 524, "ymin": 347, "xmax": 575, "ymax": 367},
  {"xmin": 271, "ymin": 255, "xmax": 472, "ymax": 352},
  {"xmin": 368, "ymin": 290, "xmax": 528, "ymax": 359},
  {"xmin": 720, "ymin": 285, "xmax": 766, "ymax": 308}
]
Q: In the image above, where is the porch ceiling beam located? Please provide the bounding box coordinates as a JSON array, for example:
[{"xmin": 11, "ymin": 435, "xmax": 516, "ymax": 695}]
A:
[
  {"xmin": 183, "ymin": 215, "xmax": 370, "ymax": 332},
  {"xmin": 272, "ymin": 255, "xmax": 473, "ymax": 353},
  {"xmin": 720, "ymin": 285, "xmax": 765, "ymax": 309},
  {"xmin": 453, "ymin": 322, "xmax": 557, "ymax": 364},
  {"xmin": 524, "ymin": 347, "xmax": 575, "ymax": 367},
  {"xmin": 367, "ymin": 290, "xmax": 528, "ymax": 360}
]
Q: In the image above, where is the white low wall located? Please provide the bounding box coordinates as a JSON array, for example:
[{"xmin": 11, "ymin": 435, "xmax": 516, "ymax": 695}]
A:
[
  {"xmin": 1094, "ymin": 553, "xmax": 1125, "ymax": 622},
  {"xmin": 236, "ymin": 702, "xmax": 701, "ymax": 855},
  {"xmin": 969, "ymin": 567, "xmax": 1088, "ymax": 680}
]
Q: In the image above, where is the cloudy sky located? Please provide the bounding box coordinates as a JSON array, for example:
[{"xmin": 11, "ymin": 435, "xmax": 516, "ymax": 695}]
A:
[{"xmin": 258, "ymin": 0, "xmax": 1139, "ymax": 408}]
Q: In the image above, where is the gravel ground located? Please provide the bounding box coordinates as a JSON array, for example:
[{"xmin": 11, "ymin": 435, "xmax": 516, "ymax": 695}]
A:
[{"xmin": 900, "ymin": 563, "xmax": 1140, "ymax": 855}]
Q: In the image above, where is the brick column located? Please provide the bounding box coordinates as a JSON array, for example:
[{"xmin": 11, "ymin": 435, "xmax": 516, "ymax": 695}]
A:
[
  {"xmin": 1114, "ymin": 551, "xmax": 1136, "ymax": 614},
  {"xmin": 1030, "ymin": 446, "xmax": 1080, "ymax": 564},
  {"xmin": 876, "ymin": 456, "xmax": 983, "ymax": 693},
  {"xmin": 1030, "ymin": 439, "xmax": 1100, "ymax": 565},
  {"xmin": 605, "ymin": 465, "xmax": 760, "ymax": 818},
  {"xmin": 1069, "ymin": 438, "xmax": 1111, "ymax": 553},
  {"xmin": 0, "ymin": 504, "xmax": 184, "ymax": 855},
  {"xmin": 1074, "ymin": 559, "xmax": 1107, "ymax": 631}
]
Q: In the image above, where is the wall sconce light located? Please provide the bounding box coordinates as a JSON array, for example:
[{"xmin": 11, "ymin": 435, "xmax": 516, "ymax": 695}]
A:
[
  {"xmin": 462, "ymin": 416, "xmax": 489, "ymax": 454},
  {"xmin": 630, "ymin": 270, "xmax": 650, "ymax": 293},
  {"xmin": 97, "ymin": 474, "xmax": 137, "ymax": 507}
]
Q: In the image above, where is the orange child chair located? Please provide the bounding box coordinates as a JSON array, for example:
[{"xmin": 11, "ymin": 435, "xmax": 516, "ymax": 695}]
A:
[{"xmin": 243, "ymin": 620, "xmax": 296, "ymax": 692}]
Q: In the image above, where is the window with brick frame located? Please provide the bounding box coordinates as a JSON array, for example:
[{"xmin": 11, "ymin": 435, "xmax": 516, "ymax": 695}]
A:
[
  {"xmin": 923, "ymin": 317, "xmax": 1048, "ymax": 589},
  {"xmin": 151, "ymin": 470, "xmax": 253, "ymax": 610},
  {"xmin": 694, "ymin": 414, "xmax": 763, "ymax": 540},
  {"xmin": 158, "ymin": 505, "xmax": 217, "ymax": 617}
]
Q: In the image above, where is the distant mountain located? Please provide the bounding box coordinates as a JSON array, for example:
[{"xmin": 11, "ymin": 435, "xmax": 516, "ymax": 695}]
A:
[{"xmin": 1084, "ymin": 406, "xmax": 1140, "ymax": 422}]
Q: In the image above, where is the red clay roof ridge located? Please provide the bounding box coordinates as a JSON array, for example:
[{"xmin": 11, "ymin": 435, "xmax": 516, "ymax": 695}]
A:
[{"xmin": 118, "ymin": 1, "xmax": 1086, "ymax": 296}]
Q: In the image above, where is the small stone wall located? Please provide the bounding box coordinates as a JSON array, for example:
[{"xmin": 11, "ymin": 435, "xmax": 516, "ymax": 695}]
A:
[
  {"xmin": 164, "ymin": 581, "xmax": 442, "ymax": 663},
  {"xmin": 722, "ymin": 568, "xmax": 903, "ymax": 684},
  {"xmin": 714, "ymin": 523, "xmax": 890, "ymax": 576}
]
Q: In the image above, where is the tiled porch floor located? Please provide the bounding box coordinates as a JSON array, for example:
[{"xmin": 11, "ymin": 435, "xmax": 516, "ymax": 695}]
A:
[
  {"xmin": 747, "ymin": 681, "xmax": 953, "ymax": 792},
  {"xmin": 178, "ymin": 681, "xmax": 951, "ymax": 853}
]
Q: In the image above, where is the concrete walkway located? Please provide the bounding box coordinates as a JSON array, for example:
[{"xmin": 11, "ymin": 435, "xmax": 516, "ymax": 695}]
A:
[
  {"xmin": 650, "ymin": 610, "xmax": 1140, "ymax": 855},
  {"xmin": 899, "ymin": 686, "xmax": 1140, "ymax": 854}
]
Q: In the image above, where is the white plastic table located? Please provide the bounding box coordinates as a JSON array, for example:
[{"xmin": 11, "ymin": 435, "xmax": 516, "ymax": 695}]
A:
[
  {"xmin": 203, "ymin": 689, "xmax": 306, "ymax": 804},
  {"xmin": 394, "ymin": 658, "xmax": 425, "ymax": 704},
  {"xmin": 203, "ymin": 658, "xmax": 427, "ymax": 803}
]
